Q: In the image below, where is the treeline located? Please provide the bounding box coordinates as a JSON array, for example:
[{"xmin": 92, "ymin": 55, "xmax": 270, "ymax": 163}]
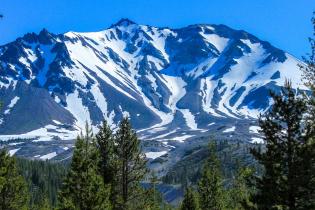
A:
[
  {"xmin": 162, "ymin": 140, "xmax": 260, "ymax": 186},
  {"xmin": 16, "ymin": 158, "xmax": 68, "ymax": 208},
  {"xmin": 179, "ymin": 141, "xmax": 254, "ymax": 210}
]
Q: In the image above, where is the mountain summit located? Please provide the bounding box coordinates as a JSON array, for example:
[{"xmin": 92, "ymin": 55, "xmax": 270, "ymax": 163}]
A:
[
  {"xmin": 112, "ymin": 18, "xmax": 137, "ymax": 27},
  {"xmin": 0, "ymin": 20, "xmax": 305, "ymax": 142}
]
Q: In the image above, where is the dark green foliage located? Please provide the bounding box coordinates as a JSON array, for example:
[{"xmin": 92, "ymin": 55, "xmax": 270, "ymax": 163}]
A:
[
  {"xmin": 162, "ymin": 140, "xmax": 257, "ymax": 209},
  {"xmin": 162, "ymin": 140, "xmax": 256, "ymax": 186},
  {"xmin": 227, "ymin": 166, "xmax": 254, "ymax": 210},
  {"xmin": 247, "ymin": 81, "xmax": 315, "ymax": 210},
  {"xmin": 180, "ymin": 187, "xmax": 200, "ymax": 210},
  {"xmin": 0, "ymin": 149, "xmax": 29, "ymax": 210},
  {"xmin": 94, "ymin": 118, "xmax": 172, "ymax": 209},
  {"xmin": 112, "ymin": 117, "xmax": 148, "ymax": 209},
  {"xmin": 17, "ymin": 158, "xmax": 67, "ymax": 208},
  {"xmin": 95, "ymin": 120, "xmax": 115, "ymax": 185},
  {"xmin": 300, "ymin": 12, "xmax": 315, "ymax": 91},
  {"xmin": 58, "ymin": 124, "xmax": 111, "ymax": 210},
  {"xmin": 126, "ymin": 186, "xmax": 161, "ymax": 210},
  {"xmin": 140, "ymin": 173, "xmax": 167, "ymax": 210},
  {"xmin": 30, "ymin": 196, "xmax": 51, "ymax": 210},
  {"xmin": 197, "ymin": 142, "xmax": 226, "ymax": 210}
]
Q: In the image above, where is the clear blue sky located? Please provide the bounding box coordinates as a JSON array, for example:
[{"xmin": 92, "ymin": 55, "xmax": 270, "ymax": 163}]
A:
[{"xmin": 0, "ymin": 0, "xmax": 314, "ymax": 58}]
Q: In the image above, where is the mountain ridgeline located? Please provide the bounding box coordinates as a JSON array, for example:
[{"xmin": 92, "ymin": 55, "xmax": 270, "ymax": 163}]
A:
[{"xmin": 0, "ymin": 18, "xmax": 304, "ymax": 142}]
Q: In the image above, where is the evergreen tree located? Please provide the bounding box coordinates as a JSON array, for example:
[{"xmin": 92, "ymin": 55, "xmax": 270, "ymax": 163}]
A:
[
  {"xmin": 299, "ymin": 11, "xmax": 315, "ymax": 209},
  {"xmin": 140, "ymin": 172, "xmax": 163, "ymax": 210},
  {"xmin": 247, "ymin": 81, "xmax": 315, "ymax": 210},
  {"xmin": 95, "ymin": 120, "xmax": 115, "ymax": 185},
  {"xmin": 227, "ymin": 166, "xmax": 253, "ymax": 210},
  {"xmin": 31, "ymin": 196, "xmax": 51, "ymax": 210},
  {"xmin": 127, "ymin": 186, "xmax": 161, "ymax": 210},
  {"xmin": 0, "ymin": 149, "xmax": 29, "ymax": 210},
  {"xmin": 17, "ymin": 157, "xmax": 67, "ymax": 208},
  {"xmin": 113, "ymin": 117, "xmax": 147, "ymax": 209},
  {"xmin": 58, "ymin": 123, "xmax": 111, "ymax": 210},
  {"xmin": 128, "ymin": 172, "xmax": 172, "ymax": 210},
  {"xmin": 300, "ymin": 12, "xmax": 315, "ymax": 92},
  {"xmin": 180, "ymin": 187, "xmax": 200, "ymax": 210},
  {"xmin": 197, "ymin": 142, "xmax": 226, "ymax": 210}
]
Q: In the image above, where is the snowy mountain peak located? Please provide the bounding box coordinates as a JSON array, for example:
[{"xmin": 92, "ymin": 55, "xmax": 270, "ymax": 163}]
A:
[{"xmin": 0, "ymin": 20, "xmax": 306, "ymax": 142}]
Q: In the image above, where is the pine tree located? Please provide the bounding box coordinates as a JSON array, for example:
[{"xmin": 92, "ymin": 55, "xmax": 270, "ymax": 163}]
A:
[
  {"xmin": 300, "ymin": 12, "xmax": 315, "ymax": 92},
  {"xmin": 227, "ymin": 166, "xmax": 253, "ymax": 210},
  {"xmin": 247, "ymin": 81, "xmax": 315, "ymax": 210},
  {"xmin": 141, "ymin": 172, "xmax": 163, "ymax": 210},
  {"xmin": 180, "ymin": 187, "xmax": 200, "ymax": 210},
  {"xmin": 298, "ymin": 11, "xmax": 315, "ymax": 209},
  {"xmin": 95, "ymin": 120, "xmax": 115, "ymax": 185},
  {"xmin": 0, "ymin": 149, "xmax": 29, "ymax": 210},
  {"xmin": 127, "ymin": 187, "xmax": 161, "ymax": 210},
  {"xmin": 17, "ymin": 157, "xmax": 67, "ymax": 208},
  {"xmin": 113, "ymin": 117, "xmax": 148, "ymax": 209},
  {"xmin": 31, "ymin": 196, "xmax": 51, "ymax": 210},
  {"xmin": 58, "ymin": 123, "xmax": 111, "ymax": 210},
  {"xmin": 197, "ymin": 142, "xmax": 226, "ymax": 210}
]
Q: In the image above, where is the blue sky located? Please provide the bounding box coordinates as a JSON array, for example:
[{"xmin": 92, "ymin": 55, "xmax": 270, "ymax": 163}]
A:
[{"xmin": 0, "ymin": 0, "xmax": 314, "ymax": 58}]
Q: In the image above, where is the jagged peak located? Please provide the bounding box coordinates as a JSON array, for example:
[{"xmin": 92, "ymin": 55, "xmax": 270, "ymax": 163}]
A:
[
  {"xmin": 111, "ymin": 18, "xmax": 137, "ymax": 27},
  {"xmin": 39, "ymin": 28, "xmax": 51, "ymax": 34},
  {"xmin": 19, "ymin": 28, "xmax": 55, "ymax": 44},
  {"xmin": 37, "ymin": 28, "xmax": 56, "ymax": 44}
]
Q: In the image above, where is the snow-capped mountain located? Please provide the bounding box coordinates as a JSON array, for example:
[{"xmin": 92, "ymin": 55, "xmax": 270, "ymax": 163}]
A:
[{"xmin": 0, "ymin": 18, "xmax": 305, "ymax": 143}]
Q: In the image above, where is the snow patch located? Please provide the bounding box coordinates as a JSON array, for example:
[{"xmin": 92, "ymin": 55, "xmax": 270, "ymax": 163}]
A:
[
  {"xmin": 251, "ymin": 137, "xmax": 264, "ymax": 144},
  {"xmin": 249, "ymin": 126, "xmax": 260, "ymax": 134},
  {"xmin": 201, "ymin": 32, "xmax": 229, "ymax": 52},
  {"xmin": 145, "ymin": 151, "xmax": 167, "ymax": 159},
  {"xmin": 223, "ymin": 126, "xmax": 236, "ymax": 133},
  {"xmin": 0, "ymin": 124, "xmax": 78, "ymax": 142},
  {"xmin": 65, "ymin": 90, "xmax": 91, "ymax": 131},
  {"xmin": 172, "ymin": 135, "xmax": 194, "ymax": 142},
  {"xmin": 40, "ymin": 152, "xmax": 57, "ymax": 160},
  {"xmin": 4, "ymin": 96, "xmax": 20, "ymax": 115},
  {"xmin": 9, "ymin": 148, "xmax": 20, "ymax": 156},
  {"xmin": 179, "ymin": 109, "xmax": 198, "ymax": 130}
]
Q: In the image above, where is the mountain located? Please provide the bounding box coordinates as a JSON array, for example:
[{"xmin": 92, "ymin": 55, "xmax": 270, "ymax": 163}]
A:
[{"xmin": 0, "ymin": 18, "xmax": 305, "ymax": 163}]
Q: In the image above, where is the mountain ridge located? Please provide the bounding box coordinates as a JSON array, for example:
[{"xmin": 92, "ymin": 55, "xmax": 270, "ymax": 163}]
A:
[{"xmin": 0, "ymin": 19, "xmax": 305, "ymax": 144}]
